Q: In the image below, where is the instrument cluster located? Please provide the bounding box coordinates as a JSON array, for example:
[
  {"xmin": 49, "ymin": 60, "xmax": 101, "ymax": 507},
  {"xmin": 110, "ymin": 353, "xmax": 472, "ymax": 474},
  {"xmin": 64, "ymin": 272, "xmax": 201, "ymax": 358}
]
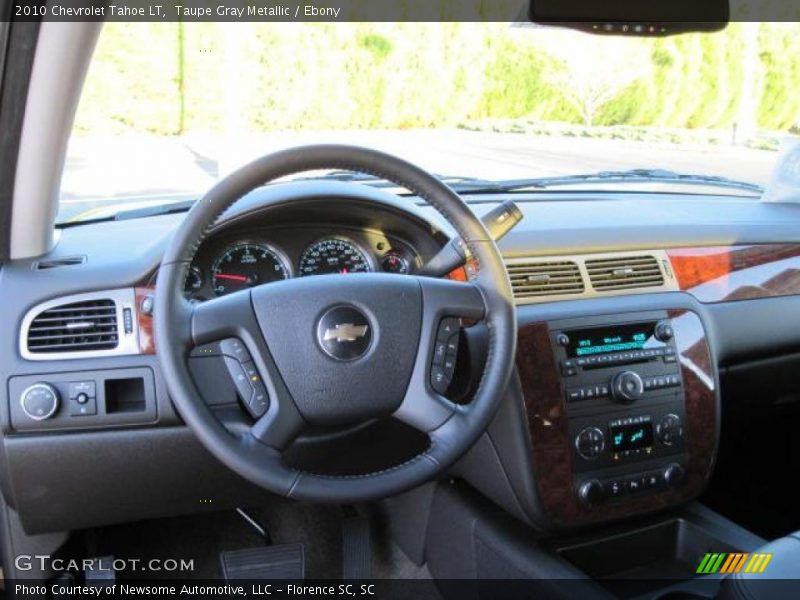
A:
[{"xmin": 172, "ymin": 229, "xmax": 420, "ymax": 300}]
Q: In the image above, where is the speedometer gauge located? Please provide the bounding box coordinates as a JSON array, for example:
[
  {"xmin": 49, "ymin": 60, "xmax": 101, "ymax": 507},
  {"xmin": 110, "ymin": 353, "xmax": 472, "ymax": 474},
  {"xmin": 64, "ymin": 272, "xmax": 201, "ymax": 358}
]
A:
[
  {"xmin": 211, "ymin": 243, "xmax": 290, "ymax": 296},
  {"xmin": 298, "ymin": 238, "xmax": 372, "ymax": 276}
]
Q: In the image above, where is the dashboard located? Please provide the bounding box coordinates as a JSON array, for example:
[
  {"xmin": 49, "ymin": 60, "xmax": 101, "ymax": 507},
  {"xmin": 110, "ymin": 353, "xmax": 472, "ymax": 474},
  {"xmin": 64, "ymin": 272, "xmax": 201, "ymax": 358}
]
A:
[
  {"xmin": 4, "ymin": 180, "xmax": 800, "ymax": 536},
  {"xmin": 163, "ymin": 225, "xmax": 423, "ymax": 301}
]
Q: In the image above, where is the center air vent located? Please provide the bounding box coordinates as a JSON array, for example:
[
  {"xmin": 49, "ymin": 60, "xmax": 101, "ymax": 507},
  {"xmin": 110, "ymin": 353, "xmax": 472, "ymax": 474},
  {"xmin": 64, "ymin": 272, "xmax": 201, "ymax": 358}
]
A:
[
  {"xmin": 586, "ymin": 255, "xmax": 665, "ymax": 291},
  {"xmin": 26, "ymin": 299, "xmax": 119, "ymax": 353},
  {"xmin": 507, "ymin": 260, "xmax": 585, "ymax": 299}
]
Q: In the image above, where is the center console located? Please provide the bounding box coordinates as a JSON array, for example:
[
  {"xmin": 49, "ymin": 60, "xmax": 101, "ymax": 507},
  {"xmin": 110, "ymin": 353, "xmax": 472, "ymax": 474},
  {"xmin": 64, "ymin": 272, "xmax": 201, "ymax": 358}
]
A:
[{"xmin": 516, "ymin": 309, "xmax": 718, "ymax": 526}]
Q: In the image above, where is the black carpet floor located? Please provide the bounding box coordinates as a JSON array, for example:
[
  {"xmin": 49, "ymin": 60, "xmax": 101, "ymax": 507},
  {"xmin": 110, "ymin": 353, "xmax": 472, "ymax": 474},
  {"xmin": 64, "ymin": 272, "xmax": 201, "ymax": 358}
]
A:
[{"xmin": 82, "ymin": 502, "xmax": 434, "ymax": 583}]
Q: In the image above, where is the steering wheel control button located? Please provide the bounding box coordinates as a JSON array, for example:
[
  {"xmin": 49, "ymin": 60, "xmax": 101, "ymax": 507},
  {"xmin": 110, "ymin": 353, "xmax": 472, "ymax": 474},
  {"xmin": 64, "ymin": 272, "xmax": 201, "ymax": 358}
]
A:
[
  {"xmin": 437, "ymin": 317, "xmax": 459, "ymax": 340},
  {"xmin": 220, "ymin": 338, "xmax": 252, "ymax": 363},
  {"xmin": 316, "ymin": 306, "xmax": 372, "ymax": 361},
  {"xmin": 575, "ymin": 426, "xmax": 605, "ymax": 460},
  {"xmin": 223, "ymin": 356, "xmax": 271, "ymax": 420},
  {"xmin": 433, "ymin": 340, "xmax": 448, "ymax": 365},
  {"xmin": 20, "ymin": 383, "xmax": 60, "ymax": 421},
  {"xmin": 430, "ymin": 317, "xmax": 461, "ymax": 394},
  {"xmin": 430, "ymin": 366, "xmax": 449, "ymax": 394},
  {"xmin": 248, "ymin": 384, "xmax": 269, "ymax": 418}
]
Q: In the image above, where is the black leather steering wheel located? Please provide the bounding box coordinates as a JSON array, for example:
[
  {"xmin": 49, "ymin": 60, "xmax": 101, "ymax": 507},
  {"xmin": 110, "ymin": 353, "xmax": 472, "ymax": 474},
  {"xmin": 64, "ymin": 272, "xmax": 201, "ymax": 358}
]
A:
[{"xmin": 154, "ymin": 145, "xmax": 516, "ymax": 502}]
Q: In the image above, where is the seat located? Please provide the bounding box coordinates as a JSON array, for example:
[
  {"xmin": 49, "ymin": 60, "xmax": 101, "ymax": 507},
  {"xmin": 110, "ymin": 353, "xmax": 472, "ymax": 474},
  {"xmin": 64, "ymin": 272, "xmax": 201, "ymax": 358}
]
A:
[{"xmin": 717, "ymin": 531, "xmax": 800, "ymax": 600}]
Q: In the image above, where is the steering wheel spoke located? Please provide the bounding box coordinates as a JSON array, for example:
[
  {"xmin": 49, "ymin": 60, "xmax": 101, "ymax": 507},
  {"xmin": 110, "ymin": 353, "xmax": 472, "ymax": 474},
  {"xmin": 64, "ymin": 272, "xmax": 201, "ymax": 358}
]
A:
[
  {"xmin": 249, "ymin": 399, "xmax": 305, "ymax": 450},
  {"xmin": 189, "ymin": 288, "xmax": 306, "ymax": 450},
  {"xmin": 393, "ymin": 276, "xmax": 487, "ymax": 433}
]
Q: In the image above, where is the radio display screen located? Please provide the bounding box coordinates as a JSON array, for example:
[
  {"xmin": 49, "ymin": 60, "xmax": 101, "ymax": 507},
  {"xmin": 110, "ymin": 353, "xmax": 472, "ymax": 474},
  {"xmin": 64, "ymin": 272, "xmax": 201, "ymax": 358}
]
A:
[
  {"xmin": 610, "ymin": 422, "xmax": 654, "ymax": 453},
  {"xmin": 565, "ymin": 322, "xmax": 656, "ymax": 357}
]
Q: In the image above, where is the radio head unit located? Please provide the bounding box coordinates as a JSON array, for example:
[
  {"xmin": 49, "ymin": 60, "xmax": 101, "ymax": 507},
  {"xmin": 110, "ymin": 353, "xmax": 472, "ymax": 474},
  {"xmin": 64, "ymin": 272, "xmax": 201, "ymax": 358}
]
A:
[{"xmin": 550, "ymin": 315, "xmax": 688, "ymax": 508}]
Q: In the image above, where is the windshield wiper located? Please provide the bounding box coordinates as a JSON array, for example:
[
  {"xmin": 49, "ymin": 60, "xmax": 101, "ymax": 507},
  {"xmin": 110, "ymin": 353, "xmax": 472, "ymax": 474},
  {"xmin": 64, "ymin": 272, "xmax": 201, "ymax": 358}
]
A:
[{"xmin": 453, "ymin": 169, "xmax": 765, "ymax": 195}]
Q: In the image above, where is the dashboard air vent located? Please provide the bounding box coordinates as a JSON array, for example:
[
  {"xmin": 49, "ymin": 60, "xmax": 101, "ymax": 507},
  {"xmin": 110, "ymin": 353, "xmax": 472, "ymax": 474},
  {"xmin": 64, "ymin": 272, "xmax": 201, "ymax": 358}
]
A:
[
  {"xmin": 586, "ymin": 255, "xmax": 665, "ymax": 291},
  {"xmin": 507, "ymin": 260, "xmax": 585, "ymax": 299},
  {"xmin": 26, "ymin": 299, "xmax": 119, "ymax": 353},
  {"xmin": 34, "ymin": 256, "xmax": 87, "ymax": 270}
]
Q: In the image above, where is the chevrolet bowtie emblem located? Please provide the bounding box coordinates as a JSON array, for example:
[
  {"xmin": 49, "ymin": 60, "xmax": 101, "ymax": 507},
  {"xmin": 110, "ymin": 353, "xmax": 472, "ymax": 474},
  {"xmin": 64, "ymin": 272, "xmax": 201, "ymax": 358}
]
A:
[{"xmin": 323, "ymin": 323, "xmax": 369, "ymax": 343}]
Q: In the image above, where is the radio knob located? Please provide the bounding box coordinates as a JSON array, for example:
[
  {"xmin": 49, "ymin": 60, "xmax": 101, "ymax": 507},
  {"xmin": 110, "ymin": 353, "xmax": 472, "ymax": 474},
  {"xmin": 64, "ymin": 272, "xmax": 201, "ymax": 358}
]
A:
[
  {"xmin": 577, "ymin": 479, "xmax": 605, "ymax": 507},
  {"xmin": 663, "ymin": 463, "xmax": 686, "ymax": 489},
  {"xmin": 20, "ymin": 383, "xmax": 60, "ymax": 421},
  {"xmin": 611, "ymin": 370, "xmax": 644, "ymax": 404},
  {"xmin": 655, "ymin": 321, "xmax": 674, "ymax": 342}
]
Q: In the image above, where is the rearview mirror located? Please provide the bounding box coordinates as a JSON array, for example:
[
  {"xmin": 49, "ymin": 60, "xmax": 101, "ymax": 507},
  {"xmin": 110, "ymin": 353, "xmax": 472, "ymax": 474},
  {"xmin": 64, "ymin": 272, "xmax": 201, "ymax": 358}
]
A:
[{"xmin": 528, "ymin": 0, "xmax": 729, "ymax": 36}]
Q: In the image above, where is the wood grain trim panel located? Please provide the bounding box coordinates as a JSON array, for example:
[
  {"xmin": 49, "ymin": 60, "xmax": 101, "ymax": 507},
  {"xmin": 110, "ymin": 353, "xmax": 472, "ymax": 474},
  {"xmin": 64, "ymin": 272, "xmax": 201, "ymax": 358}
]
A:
[
  {"xmin": 515, "ymin": 311, "xmax": 716, "ymax": 526},
  {"xmin": 134, "ymin": 286, "xmax": 155, "ymax": 355},
  {"xmin": 667, "ymin": 244, "xmax": 800, "ymax": 302}
]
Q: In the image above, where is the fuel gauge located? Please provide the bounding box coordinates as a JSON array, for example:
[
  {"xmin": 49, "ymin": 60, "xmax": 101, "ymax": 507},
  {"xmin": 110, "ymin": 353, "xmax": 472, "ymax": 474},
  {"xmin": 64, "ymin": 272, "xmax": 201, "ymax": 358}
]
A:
[
  {"xmin": 184, "ymin": 267, "xmax": 204, "ymax": 293},
  {"xmin": 381, "ymin": 251, "xmax": 410, "ymax": 274}
]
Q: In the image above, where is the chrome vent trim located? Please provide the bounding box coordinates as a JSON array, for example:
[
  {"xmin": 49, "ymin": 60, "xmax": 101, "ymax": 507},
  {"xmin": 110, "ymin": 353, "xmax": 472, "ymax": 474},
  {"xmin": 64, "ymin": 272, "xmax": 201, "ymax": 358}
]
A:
[
  {"xmin": 586, "ymin": 255, "xmax": 665, "ymax": 291},
  {"xmin": 20, "ymin": 289, "xmax": 140, "ymax": 360},
  {"xmin": 507, "ymin": 260, "xmax": 584, "ymax": 298},
  {"xmin": 506, "ymin": 250, "xmax": 677, "ymax": 304}
]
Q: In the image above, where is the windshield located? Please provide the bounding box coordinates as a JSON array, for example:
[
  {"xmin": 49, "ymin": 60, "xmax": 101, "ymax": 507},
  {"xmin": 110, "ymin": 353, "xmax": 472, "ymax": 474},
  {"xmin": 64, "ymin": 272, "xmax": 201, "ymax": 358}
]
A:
[{"xmin": 59, "ymin": 23, "xmax": 800, "ymax": 223}]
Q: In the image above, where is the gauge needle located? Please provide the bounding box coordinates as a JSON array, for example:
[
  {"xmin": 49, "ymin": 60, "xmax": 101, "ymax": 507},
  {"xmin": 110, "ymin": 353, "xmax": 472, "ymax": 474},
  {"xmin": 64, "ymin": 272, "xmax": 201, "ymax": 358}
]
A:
[{"xmin": 215, "ymin": 274, "xmax": 249, "ymax": 282}]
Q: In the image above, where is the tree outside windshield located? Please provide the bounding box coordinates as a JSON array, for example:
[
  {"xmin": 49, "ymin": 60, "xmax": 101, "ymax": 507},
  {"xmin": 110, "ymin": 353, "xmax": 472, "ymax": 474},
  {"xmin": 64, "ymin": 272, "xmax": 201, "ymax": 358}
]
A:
[{"xmin": 59, "ymin": 23, "xmax": 800, "ymax": 222}]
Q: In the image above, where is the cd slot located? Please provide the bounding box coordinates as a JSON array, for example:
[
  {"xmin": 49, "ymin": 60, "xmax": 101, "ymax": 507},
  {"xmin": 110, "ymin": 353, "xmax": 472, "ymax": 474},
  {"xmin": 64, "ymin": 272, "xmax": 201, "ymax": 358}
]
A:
[{"xmin": 565, "ymin": 347, "xmax": 673, "ymax": 371}]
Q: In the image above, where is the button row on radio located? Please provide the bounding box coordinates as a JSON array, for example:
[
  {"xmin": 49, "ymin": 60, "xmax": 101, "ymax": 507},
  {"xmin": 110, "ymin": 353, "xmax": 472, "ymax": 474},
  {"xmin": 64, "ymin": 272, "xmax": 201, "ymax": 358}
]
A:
[
  {"xmin": 643, "ymin": 374, "xmax": 681, "ymax": 391},
  {"xmin": 567, "ymin": 384, "xmax": 610, "ymax": 402},
  {"xmin": 563, "ymin": 347, "xmax": 675, "ymax": 370}
]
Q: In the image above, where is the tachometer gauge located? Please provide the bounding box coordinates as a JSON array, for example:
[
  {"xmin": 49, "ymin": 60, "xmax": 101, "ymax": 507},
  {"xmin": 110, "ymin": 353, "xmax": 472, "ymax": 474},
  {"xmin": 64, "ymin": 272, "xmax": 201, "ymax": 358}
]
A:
[
  {"xmin": 211, "ymin": 243, "xmax": 290, "ymax": 296},
  {"xmin": 298, "ymin": 238, "xmax": 372, "ymax": 276}
]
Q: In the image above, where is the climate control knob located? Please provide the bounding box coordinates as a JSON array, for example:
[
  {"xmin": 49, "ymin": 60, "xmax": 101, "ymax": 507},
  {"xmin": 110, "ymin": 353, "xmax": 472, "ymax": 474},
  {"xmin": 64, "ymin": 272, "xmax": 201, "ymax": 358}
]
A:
[
  {"xmin": 575, "ymin": 427, "xmax": 605, "ymax": 460},
  {"xmin": 657, "ymin": 413, "xmax": 683, "ymax": 445},
  {"xmin": 20, "ymin": 383, "xmax": 60, "ymax": 421},
  {"xmin": 611, "ymin": 370, "xmax": 644, "ymax": 404},
  {"xmin": 577, "ymin": 479, "xmax": 605, "ymax": 507},
  {"xmin": 663, "ymin": 463, "xmax": 686, "ymax": 489}
]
